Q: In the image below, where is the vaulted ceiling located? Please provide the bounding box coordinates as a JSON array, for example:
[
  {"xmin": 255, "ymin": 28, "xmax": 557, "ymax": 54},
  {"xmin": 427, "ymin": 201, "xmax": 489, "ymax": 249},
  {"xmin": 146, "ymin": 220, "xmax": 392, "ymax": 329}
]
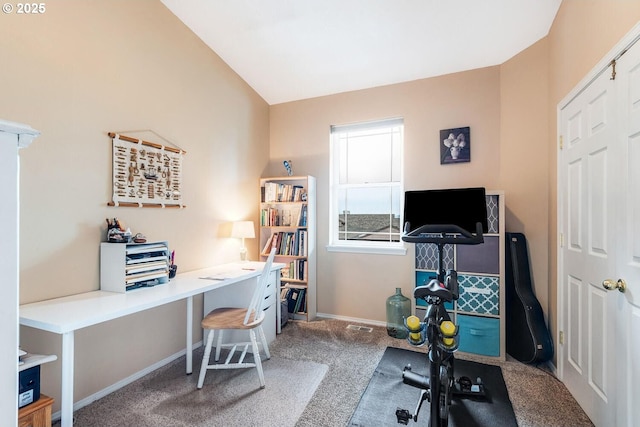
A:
[{"xmin": 161, "ymin": 0, "xmax": 562, "ymax": 105}]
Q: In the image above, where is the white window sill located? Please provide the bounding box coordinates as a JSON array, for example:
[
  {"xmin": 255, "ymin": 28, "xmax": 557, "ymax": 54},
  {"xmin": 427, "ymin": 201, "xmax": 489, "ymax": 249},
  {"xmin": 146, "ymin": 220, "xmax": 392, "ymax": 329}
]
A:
[{"xmin": 325, "ymin": 244, "xmax": 407, "ymax": 256}]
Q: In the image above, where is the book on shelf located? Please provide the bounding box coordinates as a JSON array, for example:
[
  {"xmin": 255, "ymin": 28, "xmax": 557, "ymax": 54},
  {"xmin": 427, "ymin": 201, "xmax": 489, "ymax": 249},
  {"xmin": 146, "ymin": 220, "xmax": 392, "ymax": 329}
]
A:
[
  {"xmin": 262, "ymin": 230, "xmax": 307, "ymax": 257},
  {"xmin": 279, "ymin": 259, "xmax": 307, "ymax": 281},
  {"xmin": 298, "ymin": 204, "xmax": 307, "ymax": 226},
  {"xmin": 290, "ymin": 204, "xmax": 302, "ymax": 227},
  {"xmin": 281, "ymin": 264, "xmax": 291, "ymax": 280},
  {"xmin": 285, "ymin": 287, "xmax": 306, "ymax": 314},
  {"xmin": 263, "ymin": 182, "xmax": 306, "ymax": 203},
  {"xmin": 261, "ymin": 233, "xmax": 274, "ymax": 254},
  {"xmin": 261, "ymin": 201, "xmax": 304, "ymax": 227}
]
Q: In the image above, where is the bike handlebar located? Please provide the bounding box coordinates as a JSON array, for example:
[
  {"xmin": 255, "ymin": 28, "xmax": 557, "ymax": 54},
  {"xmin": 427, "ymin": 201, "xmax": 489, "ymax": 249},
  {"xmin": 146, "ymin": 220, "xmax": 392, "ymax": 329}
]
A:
[{"xmin": 402, "ymin": 222, "xmax": 485, "ymax": 245}]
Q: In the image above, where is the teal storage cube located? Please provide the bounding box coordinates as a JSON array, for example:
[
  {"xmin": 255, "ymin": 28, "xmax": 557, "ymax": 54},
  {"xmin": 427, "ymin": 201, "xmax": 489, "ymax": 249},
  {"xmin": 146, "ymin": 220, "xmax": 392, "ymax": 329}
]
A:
[
  {"xmin": 457, "ymin": 315, "xmax": 500, "ymax": 357},
  {"xmin": 457, "ymin": 274, "xmax": 500, "ymax": 315}
]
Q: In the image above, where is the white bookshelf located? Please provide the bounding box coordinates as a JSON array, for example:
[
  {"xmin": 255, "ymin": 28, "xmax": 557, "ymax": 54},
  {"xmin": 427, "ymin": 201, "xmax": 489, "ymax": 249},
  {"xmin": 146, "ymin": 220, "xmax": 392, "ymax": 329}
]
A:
[{"xmin": 259, "ymin": 176, "xmax": 316, "ymax": 321}]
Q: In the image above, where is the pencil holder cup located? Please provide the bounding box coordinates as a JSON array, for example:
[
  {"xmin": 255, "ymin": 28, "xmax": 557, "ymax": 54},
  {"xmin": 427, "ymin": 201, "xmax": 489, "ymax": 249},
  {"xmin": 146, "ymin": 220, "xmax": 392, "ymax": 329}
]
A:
[{"xmin": 169, "ymin": 265, "xmax": 178, "ymax": 279}]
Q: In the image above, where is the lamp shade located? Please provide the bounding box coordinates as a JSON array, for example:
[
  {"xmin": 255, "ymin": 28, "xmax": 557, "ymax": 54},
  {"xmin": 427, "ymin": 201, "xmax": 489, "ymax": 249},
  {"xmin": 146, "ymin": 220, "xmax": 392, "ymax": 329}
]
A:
[{"xmin": 231, "ymin": 221, "xmax": 255, "ymax": 239}]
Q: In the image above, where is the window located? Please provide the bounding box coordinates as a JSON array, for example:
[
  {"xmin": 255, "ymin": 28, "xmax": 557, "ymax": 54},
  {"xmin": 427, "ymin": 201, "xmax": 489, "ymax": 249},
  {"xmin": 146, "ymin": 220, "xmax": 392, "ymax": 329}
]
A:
[{"xmin": 328, "ymin": 118, "xmax": 405, "ymax": 255}]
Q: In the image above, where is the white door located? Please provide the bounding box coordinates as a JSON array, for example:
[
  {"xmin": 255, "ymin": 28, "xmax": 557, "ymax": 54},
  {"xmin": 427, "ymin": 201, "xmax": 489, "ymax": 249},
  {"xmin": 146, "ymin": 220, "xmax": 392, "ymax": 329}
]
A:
[
  {"xmin": 559, "ymin": 31, "xmax": 640, "ymax": 427},
  {"xmin": 560, "ymin": 63, "xmax": 618, "ymax": 427},
  {"xmin": 614, "ymin": 39, "xmax": 640, "ymax": 427}
]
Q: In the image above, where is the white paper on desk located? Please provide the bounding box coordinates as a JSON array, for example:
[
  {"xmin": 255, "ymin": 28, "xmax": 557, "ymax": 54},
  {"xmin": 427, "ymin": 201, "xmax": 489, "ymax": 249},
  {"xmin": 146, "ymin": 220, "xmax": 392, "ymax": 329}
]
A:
[{"xmin": 200, "ymin": 269, "xmax": 253, "ymax": 281}]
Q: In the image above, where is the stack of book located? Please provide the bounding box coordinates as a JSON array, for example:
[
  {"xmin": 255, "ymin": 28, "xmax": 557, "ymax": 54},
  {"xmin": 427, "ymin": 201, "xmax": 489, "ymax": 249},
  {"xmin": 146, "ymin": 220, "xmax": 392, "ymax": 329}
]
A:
[
  {"xmin": 263, "ymin": 182, "xmax": 305, "ymax": 202},
  {"xmin": 280, "ymin": 259, "xmax": 307, "ymax": 281},
  {"xmin": 261, "ymin": 230, "xmax": 307, "ymax": 256},
  {"xmin": 282, "ymin": 287, "xmax": 306, "ymax": 315},
  {"xmin": 260, "ymin": 204, "xmax": 306, "ymax": 227}
]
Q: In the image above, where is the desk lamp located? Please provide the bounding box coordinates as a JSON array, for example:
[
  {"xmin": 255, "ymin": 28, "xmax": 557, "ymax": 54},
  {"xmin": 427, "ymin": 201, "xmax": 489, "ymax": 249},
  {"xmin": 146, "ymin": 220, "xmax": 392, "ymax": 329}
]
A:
[{"xmin": 231, "ymin": 220, "xmax": 255, "ymax": 262}]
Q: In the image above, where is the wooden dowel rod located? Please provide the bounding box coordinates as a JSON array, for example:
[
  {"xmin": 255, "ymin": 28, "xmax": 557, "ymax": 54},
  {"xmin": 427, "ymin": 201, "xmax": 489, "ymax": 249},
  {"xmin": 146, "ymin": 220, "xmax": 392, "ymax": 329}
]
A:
[
  {"xmin": 107, "ymin": 201, "xmax": 186, "ymax": 208},
  {"xmin": 108, "ymin": 132, "xmax": 186, "ymax": 154}
]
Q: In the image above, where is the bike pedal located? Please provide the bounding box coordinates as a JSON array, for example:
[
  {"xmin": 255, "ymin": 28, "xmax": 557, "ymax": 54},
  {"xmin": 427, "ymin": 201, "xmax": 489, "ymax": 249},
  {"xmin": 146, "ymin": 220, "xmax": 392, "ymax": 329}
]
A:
[{"xmin": 395, "ymin": 408, "xmax": 411, "ymax": 425}]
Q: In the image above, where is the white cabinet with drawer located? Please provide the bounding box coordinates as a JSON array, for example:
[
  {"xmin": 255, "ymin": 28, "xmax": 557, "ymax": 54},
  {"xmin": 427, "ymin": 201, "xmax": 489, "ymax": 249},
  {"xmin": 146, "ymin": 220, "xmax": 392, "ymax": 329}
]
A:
[{"xmin": 202, "ymin": 269, "xmax": 279, "ymax": 345}]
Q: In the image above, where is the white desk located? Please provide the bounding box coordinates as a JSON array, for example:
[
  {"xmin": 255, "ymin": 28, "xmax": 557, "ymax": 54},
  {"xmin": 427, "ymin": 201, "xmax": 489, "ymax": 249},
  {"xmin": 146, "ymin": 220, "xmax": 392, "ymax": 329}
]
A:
[{"xmin": 19, "ymin": 261, "xmax": 282, "ymax": 427}]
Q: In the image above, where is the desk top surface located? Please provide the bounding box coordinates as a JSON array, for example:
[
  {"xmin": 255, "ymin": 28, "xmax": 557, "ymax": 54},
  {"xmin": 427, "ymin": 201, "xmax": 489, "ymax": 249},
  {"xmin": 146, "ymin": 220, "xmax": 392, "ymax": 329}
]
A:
[{"xmin": 19, "ymin": 261, "xmax": 281, "ymax": 334}]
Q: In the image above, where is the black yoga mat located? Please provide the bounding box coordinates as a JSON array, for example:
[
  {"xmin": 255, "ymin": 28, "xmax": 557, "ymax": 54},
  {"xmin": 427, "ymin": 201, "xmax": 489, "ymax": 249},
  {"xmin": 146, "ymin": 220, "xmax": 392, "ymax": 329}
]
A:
[{"xmin": 349, "ymin": 347, "xmax": 517, "ymax": 427}]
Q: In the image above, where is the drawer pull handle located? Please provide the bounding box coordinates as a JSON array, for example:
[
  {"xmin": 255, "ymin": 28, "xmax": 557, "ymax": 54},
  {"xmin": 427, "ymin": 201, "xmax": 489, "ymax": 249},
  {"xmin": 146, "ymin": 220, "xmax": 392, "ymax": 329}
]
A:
[
  {"xmin": 465, "ymin": 287, "xmax": 492, "ymax": 295},
  {"xmin": 469, "ymin": 328, "xmax": 484, "ymax": 336}
]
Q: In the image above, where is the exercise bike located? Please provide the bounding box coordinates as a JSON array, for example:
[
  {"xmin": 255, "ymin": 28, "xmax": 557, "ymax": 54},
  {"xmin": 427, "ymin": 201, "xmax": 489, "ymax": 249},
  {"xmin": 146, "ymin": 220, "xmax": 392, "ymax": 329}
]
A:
[{"xmin": 396, "ymin": 222, "xmax": 487, "ymax": 427}]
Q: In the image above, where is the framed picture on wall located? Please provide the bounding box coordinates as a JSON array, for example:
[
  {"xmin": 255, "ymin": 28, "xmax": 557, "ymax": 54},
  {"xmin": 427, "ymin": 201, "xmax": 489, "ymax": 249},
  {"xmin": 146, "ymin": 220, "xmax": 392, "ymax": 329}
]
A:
[{"xmin": 440, "ymin": 126, "xmax": 470, "ymax": 164}]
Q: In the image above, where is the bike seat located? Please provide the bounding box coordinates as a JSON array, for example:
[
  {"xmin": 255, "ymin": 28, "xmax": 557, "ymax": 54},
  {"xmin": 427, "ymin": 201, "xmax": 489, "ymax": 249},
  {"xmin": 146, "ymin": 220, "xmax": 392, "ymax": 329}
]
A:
[{"xmin": 414, "ymin": 279, "xmax": 453, "ymax": 302}]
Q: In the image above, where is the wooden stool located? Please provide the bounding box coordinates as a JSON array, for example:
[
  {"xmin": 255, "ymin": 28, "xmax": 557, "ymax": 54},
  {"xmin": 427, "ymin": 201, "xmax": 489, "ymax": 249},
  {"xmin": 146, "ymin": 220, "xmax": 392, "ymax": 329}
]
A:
[{"xmin": 18, "ymin": 394, "xmax": 53, "ymax": 427}]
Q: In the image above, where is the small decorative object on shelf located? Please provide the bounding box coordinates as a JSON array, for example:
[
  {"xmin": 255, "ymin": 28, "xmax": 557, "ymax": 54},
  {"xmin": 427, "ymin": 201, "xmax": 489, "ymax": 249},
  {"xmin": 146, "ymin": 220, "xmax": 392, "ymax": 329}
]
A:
[
  {"xmin": 283, "ymin": 160, "xmax": 293, "ymax": 176},
  {"xmin": 169, "ymin": 250, "xmax": 177, "ymax": 278},
  {"xmin": 106, "ymin": 217, "xmax": 131, "ymax": 243},
  {"xmin": 260, "ymin": 175, "xmax": 316, "ymax": 321},
  {"xmin": 169, "ymin": 264, "xmax": 178, "ymax": 279},
  {"xmin": 133, "ymin": 232, "xmax": 147, "ymax": 243}
]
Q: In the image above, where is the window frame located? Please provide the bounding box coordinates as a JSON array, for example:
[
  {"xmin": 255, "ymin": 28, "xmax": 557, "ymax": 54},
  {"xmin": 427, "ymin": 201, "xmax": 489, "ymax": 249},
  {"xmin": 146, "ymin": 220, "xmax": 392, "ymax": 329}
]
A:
[{"xmin": 327, "ymin": 118, "xmax": 407, "ymax": 256}]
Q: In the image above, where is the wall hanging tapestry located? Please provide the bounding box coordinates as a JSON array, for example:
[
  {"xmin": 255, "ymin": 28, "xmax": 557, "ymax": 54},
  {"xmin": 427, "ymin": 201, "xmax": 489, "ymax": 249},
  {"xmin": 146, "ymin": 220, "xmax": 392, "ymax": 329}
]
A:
[{"xmin": 108, "ymin": 131, "xmax": 186, "ymax": 208}]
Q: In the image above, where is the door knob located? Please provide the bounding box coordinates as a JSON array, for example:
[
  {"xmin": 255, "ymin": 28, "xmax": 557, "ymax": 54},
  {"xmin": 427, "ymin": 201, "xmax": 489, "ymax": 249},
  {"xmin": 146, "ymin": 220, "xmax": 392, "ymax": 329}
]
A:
[{"xmin": 602, "ymin": 278, "xmax": 627, "ymax": 293}]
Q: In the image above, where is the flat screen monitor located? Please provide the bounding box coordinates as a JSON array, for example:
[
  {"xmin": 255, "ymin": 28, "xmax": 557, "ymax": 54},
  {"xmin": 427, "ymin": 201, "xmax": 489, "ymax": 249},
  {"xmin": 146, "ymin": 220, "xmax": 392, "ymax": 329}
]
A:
[{"xmin": 403, "ymin": 187, "xmax": 488, "ymax": 233}]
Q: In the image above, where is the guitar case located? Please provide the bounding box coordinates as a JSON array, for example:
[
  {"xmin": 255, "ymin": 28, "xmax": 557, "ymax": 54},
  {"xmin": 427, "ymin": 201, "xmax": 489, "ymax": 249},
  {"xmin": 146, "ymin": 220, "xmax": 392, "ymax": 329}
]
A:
[{"xmin": 505, "ymin": 232, "xmax": 553, "ymax": 363}]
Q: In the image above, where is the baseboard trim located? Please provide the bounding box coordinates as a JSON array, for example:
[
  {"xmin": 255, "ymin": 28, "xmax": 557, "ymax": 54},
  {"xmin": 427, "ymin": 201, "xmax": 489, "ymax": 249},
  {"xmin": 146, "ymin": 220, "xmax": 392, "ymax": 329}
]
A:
[
  {"xmin": 316, "ymin": 312, "xmax": 386, "ymax": 328},
  {"xmin": 51, "ymin": 341, "xmax": 203, "ymax": 422}
]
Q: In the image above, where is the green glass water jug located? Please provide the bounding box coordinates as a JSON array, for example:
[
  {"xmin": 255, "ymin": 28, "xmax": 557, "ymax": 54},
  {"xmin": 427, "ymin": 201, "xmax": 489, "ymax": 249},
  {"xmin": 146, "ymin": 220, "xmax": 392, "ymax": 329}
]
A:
[{"xmin": 386, "ymin": 287, "xmax": 411, "ymax": 339}]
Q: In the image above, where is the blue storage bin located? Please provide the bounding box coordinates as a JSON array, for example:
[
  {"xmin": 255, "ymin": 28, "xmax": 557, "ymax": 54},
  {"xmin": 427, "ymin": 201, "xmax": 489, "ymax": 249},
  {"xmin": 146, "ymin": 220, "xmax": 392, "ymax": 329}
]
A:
[
  {"xmin": 456, "ymin": 274, "xmax": 500, "ymax": 315},
  {"xmin": 457, "ymin": 315, "xmax": 500, "ymax": 357}
]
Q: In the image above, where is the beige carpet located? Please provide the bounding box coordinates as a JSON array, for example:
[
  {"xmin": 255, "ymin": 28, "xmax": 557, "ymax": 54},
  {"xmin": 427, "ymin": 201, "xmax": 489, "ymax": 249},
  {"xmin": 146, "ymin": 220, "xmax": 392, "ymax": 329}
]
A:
[
  {"xmin": 62, "ymin": 354, "xmax": 327, "ymax": 427},
  {"xmin": 54, "ymin": 318, "xmax": 592, "ymax": 427},
  {"xmin": 270, "ymin": 318, "xmax": 593, "ymax": 427}
]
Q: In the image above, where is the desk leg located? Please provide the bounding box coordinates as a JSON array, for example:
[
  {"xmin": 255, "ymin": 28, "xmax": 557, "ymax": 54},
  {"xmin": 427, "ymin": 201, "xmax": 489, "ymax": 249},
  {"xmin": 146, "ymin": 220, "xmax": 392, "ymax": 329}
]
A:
[
  {"xmin": 186, "ymin": 295, "xmax": 193, "ymax": 375},
  {"xmin": 61, "ymin": 331, "xmax": 74, "ymax": 427}
]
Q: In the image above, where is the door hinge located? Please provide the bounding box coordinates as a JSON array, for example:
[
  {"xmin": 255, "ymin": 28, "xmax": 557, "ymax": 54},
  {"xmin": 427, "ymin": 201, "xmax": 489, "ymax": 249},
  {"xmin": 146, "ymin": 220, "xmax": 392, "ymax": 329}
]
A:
[
  {"xmin": 559, "ymin": 331, "xmax": 564, "ymax": 345},
  {"xmin": 559, "ymin": 135, "xmax": 563, "ymax": 150},
  {"xmin": 610, "ymin": 59, "xmax": 617, "ymax": 81},
  {"xmin": 559, "ymin": 233, "xmax": 563, "ymax": 248}
]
